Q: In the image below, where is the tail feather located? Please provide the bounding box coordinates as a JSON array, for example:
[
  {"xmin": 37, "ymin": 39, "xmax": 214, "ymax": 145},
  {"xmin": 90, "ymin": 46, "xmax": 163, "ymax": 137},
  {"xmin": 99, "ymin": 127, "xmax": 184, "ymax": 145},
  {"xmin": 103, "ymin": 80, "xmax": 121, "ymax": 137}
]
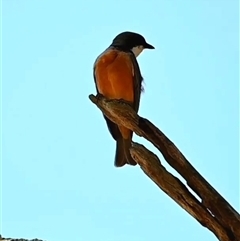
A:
[
  {"xmin": 114, "ymin": 138, "xmax": 137, "ymax": 167},
  {"xmin": 123, "ymin": 138, "xmax": 137, "ymax": 166},
  {"xmin": 115, "ymin": 139, "xmax": 126, "ymax": 167}
]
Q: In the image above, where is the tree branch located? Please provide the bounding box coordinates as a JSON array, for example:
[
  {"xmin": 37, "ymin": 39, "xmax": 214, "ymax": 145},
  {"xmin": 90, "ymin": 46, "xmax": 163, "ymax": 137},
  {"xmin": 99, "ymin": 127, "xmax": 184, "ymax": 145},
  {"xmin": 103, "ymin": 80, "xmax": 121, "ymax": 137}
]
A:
[
  {"xmin": 0, "ymin": 235, "xmax": 43, "ymax": 241},
  {"xmin": 89, "ymin": 94, "xmax": 240, "ymax": 241}
]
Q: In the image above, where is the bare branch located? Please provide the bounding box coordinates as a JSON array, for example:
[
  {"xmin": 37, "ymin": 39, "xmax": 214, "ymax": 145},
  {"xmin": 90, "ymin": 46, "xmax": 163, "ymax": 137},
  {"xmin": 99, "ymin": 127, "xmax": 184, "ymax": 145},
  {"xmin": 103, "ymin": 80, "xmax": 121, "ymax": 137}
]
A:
[
  {"xmin": 130, "ymin": 143, "xmax": 231, "ymax": 241},
  {"xmin": 89, "ymin": 94, "xmax": 240, "ymax": 241},
  {"xmin": 0, "ymin": 235, "xmax": 43, "ymax": 241}
]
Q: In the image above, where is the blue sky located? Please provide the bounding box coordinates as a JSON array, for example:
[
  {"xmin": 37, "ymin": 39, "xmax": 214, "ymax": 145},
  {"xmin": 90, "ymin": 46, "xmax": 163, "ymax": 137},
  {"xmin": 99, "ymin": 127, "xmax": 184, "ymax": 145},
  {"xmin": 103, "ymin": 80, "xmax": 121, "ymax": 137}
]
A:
[{"xmin": 2, "ymin": 0, "xmax": 239, "ymax": 241}]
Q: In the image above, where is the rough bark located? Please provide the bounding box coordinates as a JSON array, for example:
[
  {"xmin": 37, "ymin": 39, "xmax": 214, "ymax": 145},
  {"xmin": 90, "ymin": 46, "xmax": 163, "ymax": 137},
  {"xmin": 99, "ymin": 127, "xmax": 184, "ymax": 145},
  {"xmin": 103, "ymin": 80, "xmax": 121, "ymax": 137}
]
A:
[{"xmin": 89, "ymin": 94, "xmax": 240, "ymax": 241}]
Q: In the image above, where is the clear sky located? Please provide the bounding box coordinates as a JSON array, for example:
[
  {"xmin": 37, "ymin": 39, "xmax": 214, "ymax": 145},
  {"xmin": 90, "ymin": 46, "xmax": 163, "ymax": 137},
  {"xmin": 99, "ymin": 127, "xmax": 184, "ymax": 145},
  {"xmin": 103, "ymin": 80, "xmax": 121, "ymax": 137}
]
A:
[{"xmin": 2, "ymin": 0, "xmax": 239, "ymax": 241}]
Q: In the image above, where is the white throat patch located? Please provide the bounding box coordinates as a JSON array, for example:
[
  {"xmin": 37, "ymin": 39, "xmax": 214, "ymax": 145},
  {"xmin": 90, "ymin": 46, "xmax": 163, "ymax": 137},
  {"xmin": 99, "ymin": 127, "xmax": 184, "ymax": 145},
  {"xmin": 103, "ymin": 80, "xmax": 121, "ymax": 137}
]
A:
[{"xmin": 131, "ymin": 45, "xmax": 144, "ymax": 57}]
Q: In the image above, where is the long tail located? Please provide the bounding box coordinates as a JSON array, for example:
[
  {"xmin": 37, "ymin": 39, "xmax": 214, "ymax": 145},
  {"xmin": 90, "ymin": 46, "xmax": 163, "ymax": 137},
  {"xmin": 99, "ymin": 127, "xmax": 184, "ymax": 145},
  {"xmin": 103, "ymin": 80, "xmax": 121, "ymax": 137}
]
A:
[{"xmin": 115, "ymin": 138, "xmax": 137, "ymax": 167}]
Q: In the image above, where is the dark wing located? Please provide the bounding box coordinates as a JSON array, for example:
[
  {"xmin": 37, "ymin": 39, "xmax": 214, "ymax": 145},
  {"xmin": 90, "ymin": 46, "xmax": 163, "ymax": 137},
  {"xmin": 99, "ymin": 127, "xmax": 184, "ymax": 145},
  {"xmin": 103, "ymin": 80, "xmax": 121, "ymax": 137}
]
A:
[{"xmin": 128, "ymin": 51, "xmax": 144, "ymax": 113}]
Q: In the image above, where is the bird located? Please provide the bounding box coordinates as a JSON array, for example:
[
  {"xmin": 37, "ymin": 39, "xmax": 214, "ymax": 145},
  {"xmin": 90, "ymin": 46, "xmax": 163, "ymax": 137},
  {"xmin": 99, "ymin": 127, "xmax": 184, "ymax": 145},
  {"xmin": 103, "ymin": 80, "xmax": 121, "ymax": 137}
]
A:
[{"xmin": 93, "ymin": 31, "xmax": 154, "ymax": 167}]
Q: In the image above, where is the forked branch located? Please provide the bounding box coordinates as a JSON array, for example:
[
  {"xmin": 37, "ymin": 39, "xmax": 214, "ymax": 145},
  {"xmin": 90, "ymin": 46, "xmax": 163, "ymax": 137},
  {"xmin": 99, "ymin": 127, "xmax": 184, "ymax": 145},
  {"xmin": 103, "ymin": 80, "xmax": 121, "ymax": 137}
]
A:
[{"xmin": 89, "ymin": 94, "xmax": 240, "ymax": 241}]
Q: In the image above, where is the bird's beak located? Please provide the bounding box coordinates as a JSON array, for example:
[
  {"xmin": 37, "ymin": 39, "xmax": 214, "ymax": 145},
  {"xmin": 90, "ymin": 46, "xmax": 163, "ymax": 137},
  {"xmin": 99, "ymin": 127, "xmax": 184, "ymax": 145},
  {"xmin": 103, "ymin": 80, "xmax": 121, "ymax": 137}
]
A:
[{"xmin": 144, "ymin": 42, "xmax": 155, "ymax": 49}]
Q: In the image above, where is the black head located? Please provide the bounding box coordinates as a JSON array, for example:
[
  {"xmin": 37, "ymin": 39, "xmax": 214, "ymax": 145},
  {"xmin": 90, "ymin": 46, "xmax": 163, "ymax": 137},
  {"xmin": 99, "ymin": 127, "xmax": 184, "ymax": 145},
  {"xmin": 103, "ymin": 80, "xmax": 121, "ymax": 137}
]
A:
[{"xmin": 111, "ymin": 31, "xmax": 155, "ymax": 51}]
